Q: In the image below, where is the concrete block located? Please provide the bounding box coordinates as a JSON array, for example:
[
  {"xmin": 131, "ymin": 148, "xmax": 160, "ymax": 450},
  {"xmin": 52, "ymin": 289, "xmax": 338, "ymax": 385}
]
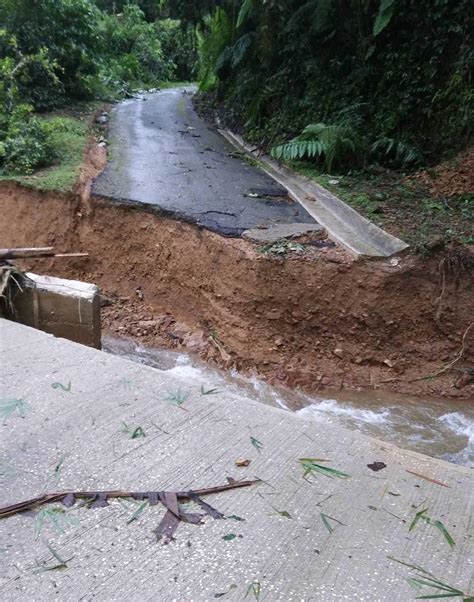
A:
[{"xmin": 8, "ymin": 272, "xmax": 101, "ymax": 348}]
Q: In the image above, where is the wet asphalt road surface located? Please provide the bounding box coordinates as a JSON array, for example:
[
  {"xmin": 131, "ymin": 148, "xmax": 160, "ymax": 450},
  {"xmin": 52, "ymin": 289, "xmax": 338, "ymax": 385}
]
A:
[{"xmin": 92, "ymin": 87, "xmax": 316, "ymax": 236}]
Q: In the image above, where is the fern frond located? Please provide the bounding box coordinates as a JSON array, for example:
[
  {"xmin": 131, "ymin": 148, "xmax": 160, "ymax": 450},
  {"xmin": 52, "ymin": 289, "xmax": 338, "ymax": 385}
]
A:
[
  {"xmin": 370, "ymin": 137, "xmax": 422, "ymax": 166},
  {"xmin": 230, "ymin": 33, "xmax": 254, "ymax": 68},
  {"xmin": 237, "ymin": 0, "xmax": 253, "ymax": 29},
  {"xmin": 271, "ymin": 122, "xmax": 361, "ymax": 172}
]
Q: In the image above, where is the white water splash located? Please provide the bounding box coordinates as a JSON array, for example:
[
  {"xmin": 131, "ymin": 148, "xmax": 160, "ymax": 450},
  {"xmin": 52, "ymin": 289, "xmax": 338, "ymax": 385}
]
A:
[
  {"xmin": 103, "ymin": 336, "xmax": 474, "ymax": 466},
  {"xmin": 297, "ymin": 399, "xmax": 391, "ymax": 425},
  {"xmin": 439, "ymin": 412, "xmax": 474, "ymax": 464}
]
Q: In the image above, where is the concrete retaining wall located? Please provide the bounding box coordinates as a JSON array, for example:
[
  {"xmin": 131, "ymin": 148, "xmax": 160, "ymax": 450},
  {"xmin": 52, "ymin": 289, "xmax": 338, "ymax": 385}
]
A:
[{"xmin": 7, "ymin": 272, "xmax": 101, "ymax": 348}]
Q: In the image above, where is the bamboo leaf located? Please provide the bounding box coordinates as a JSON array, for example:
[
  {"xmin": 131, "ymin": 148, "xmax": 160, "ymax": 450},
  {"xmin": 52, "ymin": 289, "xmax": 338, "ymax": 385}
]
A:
[
  {"xmin": 127, "ymin": 500, "xmax": 148, "ymax": 524},
  {"xmin": 298, "ymin": 458, "xmax": 350, "ymax": 479},
  {"xmin": 409, "ymin": 508, "xmax": 429, "ymax": 532},
  {"xmin": 250, "ymin": 436, "xmax": 263, "ymax": 453},
  {"xmin": 0, "ymin": 398, "xmax": 31, "ymax": 421}
]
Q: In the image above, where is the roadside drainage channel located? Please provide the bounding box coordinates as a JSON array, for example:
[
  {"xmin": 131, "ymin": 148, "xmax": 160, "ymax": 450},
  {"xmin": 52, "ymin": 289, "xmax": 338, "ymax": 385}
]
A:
[{"xmin": 219, "ymin": 129, "xmax": 409, "ymax": 258}]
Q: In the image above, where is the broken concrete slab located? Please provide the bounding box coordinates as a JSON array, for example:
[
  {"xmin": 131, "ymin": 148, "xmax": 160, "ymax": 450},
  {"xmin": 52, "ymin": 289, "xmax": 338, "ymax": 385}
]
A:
[
  {"xmin": 242, "ymin": 222, "xmax": 323, "ymax": 243},
  {"xmin": 6, "ymin": 272, "xmax": 100, "ymax": 348},
  {"xmin": 0, "ymin": 319, "xmax": 472, "ymax": 601}
]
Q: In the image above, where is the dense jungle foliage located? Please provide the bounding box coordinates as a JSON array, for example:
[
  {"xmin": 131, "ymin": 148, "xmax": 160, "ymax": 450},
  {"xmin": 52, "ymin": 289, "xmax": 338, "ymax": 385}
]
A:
[
  {"xmin": 0, "ymin": 0, "xmax": 472, "ymax": 175},
  {"xmin": 0, "ymin": 0, "xmax": 198, "ymax": 173},
  {"xmin": 195, "ymin": 0, "xmax": 473, "ymax": 171}
]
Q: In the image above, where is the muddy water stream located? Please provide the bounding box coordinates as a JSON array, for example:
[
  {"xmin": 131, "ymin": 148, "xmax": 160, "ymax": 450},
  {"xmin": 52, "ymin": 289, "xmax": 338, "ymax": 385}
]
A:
[{"xmin": 104, "ymin": 336, "xmax": 473, "ymax": 467}]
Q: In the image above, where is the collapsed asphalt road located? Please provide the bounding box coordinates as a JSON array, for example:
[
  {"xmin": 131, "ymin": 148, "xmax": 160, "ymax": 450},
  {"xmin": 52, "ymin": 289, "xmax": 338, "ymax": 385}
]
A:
[{"xmin": 92, "ymin": 87, "xmax": 317, "ymax": 236}]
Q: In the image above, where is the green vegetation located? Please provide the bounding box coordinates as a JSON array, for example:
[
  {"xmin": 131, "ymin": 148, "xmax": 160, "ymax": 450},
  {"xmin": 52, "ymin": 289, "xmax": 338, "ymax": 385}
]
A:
[
  {"xmin": 0, "ymin": 111, "xmax": 94, "ymax": 192},
  {"xmin": 291, "ymin": 161, "xmax": 474, "ymax": 247},
  {"xmin": 0, "ymin": 0, "xmax": 200, "ymax": 180},
  {"xmin": 0, "ymin": 0, "xmax": 471, "ymax": 249},
  {"xmin": 194, "ymin": 0, "xmax": 472, "ymax": 169}
]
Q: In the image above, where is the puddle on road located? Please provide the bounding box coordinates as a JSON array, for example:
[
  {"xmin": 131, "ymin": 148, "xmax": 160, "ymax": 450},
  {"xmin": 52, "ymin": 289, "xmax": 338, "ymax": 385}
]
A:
[{"xmin": 104, "ymin": 336, "xmax": 473, "ymax": 467}]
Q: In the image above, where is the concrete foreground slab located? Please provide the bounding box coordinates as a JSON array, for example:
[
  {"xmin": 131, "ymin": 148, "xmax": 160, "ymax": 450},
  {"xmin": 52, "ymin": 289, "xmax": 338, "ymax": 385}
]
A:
[{"xmin": 0, "ymin": 319, "xmax": 473, "ymax": 601}]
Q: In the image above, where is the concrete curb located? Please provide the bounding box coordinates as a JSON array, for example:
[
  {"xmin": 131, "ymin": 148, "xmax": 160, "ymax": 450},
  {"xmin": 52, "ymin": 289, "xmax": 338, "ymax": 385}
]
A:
[{"xmin": 219, "ymin": 129, "xmax": 409, "ymax": 258}]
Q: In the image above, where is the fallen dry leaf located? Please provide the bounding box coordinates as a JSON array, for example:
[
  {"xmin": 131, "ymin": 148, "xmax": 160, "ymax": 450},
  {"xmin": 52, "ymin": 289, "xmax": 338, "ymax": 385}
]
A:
[{"xmin": 235, "ymin": 458, "xmax": 251, "ymax": 467}]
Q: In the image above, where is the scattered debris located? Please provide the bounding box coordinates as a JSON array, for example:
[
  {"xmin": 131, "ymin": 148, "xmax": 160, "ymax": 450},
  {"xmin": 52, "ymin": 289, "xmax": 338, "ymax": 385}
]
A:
[
  {"xmin": 52, "ymin": 381, "xmax": 71, "ymax": 392},
  {"xmin": 250, "ymin": 436, "xmax": 263, "ymax": 453},
  {"xmin": 320, "ymin": 512, "xmax": 345, "ymax": 534},
  {"xmin": 259, "ymin": 240, "xmax": 305, "ymax": 255},
  {"xmin": 409, "ymin": 508, "xmax": 455, "ymax": 548},
  {"xmin": 121, "ymin": 422, "xmax": 146, "ymax": 439},
  {"xmin": 245, "ymin": 581, "xmax": 262, "ymax": 601},
  {"xmin": 0, "ymin": 480, "xmax": 258, "ymax": 544},
  {"xmin": 235, "ymin": 458, "xmax": 251, "ymax": 467},
  {"xmin": 367, "ymin": 461, "xmax": 387, "ymax": 472},
  {"xmin": 406, "ymin": 470, "xmax": 450, "ymax": 488},
  {"xmin": 0, "ymin": 398, "xmax": 31, "ymax": 421},
  {"xmin": 388, "ymin": 556, "xmax": 470, "ymax": 600},
  {"xmin": 299, "ymin": 458, "xmax": 350, "ymax": 479},
  {"xmin": 222, "ymin": 533, "xmax": 237, "ymax": 541}
]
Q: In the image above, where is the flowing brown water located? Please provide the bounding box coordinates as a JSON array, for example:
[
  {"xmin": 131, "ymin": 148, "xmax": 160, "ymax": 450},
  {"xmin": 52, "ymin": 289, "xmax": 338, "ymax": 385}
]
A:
[{"xmin": 104, "ymin": 336, "xmax": 473, "ymax": 467}]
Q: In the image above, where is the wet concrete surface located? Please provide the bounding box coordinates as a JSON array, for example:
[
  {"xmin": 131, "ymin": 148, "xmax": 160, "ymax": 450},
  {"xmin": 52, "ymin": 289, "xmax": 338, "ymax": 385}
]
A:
[
  {"xmin": 2, "ymin": 319, "xmax": 473, "ymax": 600},
  {"xmin": 92, "ymin": 87, "xmax": 316, "ymax": 236}
]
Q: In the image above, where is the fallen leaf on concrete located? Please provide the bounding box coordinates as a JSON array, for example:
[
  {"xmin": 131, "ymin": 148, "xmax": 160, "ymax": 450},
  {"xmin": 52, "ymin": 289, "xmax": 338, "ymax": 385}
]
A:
[
  {"xmin": 367, "ymin": 461, "xmax": 387, "ymax": 472},
  {"xmin": 214, "ymin": 584, "xmax": 237, "ymax": 598},
  {"xmin": 250, "ymin": 437, "xmax": 263, "ymax": 453},
  {"xmin": 246, "ymin": 581, "xmax": 261, "ymax": 601},
  {"xmin": 271, "ymin": 507, "xmax": 292, "ymax": 519},
  {"xmin": 127, "ymin": 500, "xmax": 148, "ymax": 524},
  {"xmin": 222, "ymin": 533, "xmax": 236, "ymax": 541},
  {"xmin": 320, "ymin": 512, "xmax": 345, "ymax": 533},
  {"xmin": 299, "ymin": 458, "xmax": 350, "ymax": 479},
  {"xmin": 235, "ymin": 458, "xmax": 251, "ymax": 467},
  {"xmin": 32, "ymin": 544, "xmax": 73, "ymax": 573},
  {"xmin": 52, "ymin": 381, "xmax": 71, "ymax": 392}
]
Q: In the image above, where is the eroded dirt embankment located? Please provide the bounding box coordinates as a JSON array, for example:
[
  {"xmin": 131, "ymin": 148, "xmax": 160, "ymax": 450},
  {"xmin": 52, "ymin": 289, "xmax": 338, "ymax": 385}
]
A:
[{"xmin": 1, "ymin": 181, "xmax": 473, "ymax": 399}]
